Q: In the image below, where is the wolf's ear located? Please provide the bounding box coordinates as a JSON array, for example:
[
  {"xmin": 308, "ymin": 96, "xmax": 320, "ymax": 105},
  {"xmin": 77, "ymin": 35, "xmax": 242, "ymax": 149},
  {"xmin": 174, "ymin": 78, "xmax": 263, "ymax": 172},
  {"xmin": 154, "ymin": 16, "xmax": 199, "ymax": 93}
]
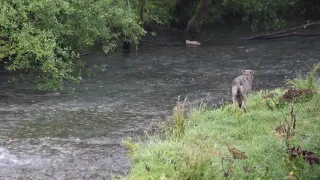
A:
[
  {"xmin": 251, "ymin": 70, "xmax": 255, "ymax": 75},
  {"xmin": 242, "ymin": 70, "xmax": 246, "ymax": 74}
]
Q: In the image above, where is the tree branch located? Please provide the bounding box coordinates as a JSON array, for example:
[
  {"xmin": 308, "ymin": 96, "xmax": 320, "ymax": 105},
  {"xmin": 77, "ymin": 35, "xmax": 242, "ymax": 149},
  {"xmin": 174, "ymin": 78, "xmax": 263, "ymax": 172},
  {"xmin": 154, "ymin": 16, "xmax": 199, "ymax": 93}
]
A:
[{"xmin": 241, "ymin": 21, "xmax": 320, "ymax": 40}]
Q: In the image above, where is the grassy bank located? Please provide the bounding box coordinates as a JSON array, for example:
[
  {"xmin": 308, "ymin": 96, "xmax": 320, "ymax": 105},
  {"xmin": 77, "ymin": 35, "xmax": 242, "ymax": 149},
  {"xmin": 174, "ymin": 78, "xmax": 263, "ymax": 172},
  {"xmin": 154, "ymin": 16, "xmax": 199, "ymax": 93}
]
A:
[{"xmin": 122, "ymin": 63, "xmax": 320, "ymax": 180}]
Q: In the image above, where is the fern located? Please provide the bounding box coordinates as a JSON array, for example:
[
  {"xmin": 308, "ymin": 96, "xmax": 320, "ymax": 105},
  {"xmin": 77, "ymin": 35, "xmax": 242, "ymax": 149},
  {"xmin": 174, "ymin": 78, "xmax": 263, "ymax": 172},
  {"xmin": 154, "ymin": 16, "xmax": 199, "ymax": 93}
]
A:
[{"xmin": 285, "ymin": 61, "xmax": 320, "ymax": 90}]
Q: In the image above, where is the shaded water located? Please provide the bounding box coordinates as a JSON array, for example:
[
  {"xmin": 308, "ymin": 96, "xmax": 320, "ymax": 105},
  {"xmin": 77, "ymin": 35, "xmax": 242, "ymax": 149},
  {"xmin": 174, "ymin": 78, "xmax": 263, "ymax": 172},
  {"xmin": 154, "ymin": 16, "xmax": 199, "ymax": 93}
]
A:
[{"xmin": 0, "ymin": 33, "xmax": 319, "ymax": 179}]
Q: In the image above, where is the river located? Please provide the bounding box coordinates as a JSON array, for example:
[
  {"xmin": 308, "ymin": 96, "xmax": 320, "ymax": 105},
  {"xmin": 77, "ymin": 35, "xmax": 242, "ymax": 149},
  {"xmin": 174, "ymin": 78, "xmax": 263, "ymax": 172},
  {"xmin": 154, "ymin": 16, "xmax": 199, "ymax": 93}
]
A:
[{"xmin": 0, "ymin": 31, "xmax": 319, "ymax": 179}]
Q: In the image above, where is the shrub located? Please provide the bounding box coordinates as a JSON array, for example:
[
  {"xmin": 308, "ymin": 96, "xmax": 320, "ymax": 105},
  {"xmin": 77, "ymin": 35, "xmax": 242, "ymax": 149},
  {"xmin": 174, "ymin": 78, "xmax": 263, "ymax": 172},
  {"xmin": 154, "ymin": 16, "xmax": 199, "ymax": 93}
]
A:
[{"xmin": 0, "ymin": 0, "xmax": 146, "ymax": 91}]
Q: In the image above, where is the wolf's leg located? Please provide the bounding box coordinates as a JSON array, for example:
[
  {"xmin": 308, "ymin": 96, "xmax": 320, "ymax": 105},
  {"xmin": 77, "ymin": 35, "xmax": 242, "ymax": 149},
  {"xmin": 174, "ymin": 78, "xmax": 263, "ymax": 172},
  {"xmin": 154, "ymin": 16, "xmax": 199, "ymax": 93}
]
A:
[
  {"xmin": 232, "ymin": 86, "xmax": 238, "ymax": 111},
  {"xmin": 232, "ymin": 95, "xmax": 237, "ymax": 111},
  {"xmin": 237, "ymin": 97, "xmax": 242, "ymax": 108},
  {"xmin": 241, "ymin": 94, "xmax": 247, "ymax": 113}
]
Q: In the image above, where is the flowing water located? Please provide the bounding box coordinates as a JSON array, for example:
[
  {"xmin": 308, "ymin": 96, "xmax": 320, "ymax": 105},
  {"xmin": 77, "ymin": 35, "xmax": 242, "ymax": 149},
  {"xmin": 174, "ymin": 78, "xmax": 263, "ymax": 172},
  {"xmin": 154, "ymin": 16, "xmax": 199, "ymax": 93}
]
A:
[{"xmin": 0, "ymin": 30, "xmax": 319, "ymax": 179}]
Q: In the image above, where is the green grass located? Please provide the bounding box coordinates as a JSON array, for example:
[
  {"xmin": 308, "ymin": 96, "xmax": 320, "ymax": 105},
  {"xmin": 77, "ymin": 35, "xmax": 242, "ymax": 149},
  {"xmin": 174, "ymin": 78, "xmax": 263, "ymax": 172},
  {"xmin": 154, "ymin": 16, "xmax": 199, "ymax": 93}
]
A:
[{"xmin": 122, "ymin": 65, "xmax": 320, "ymax": 180}]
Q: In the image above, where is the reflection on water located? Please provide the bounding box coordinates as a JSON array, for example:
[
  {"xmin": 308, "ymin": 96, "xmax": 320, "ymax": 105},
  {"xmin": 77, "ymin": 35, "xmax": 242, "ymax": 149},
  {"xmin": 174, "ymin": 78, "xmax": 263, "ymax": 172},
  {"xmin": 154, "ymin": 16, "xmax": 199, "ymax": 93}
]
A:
[{"xmin": 0, "ymin": 33, "xmax": 319, "ymax": 178}]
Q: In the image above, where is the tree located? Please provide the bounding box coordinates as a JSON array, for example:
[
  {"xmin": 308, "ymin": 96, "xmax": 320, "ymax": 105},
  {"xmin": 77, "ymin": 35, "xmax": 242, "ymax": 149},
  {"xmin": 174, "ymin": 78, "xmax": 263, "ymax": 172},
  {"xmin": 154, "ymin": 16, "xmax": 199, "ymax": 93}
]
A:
[
  {"xmin": 185, "ymin": 0, "xmax": 212, "ymax": 39},
  {"xmin": 0, "ymin": 0, "xmax": 146, "ymax": 91}
]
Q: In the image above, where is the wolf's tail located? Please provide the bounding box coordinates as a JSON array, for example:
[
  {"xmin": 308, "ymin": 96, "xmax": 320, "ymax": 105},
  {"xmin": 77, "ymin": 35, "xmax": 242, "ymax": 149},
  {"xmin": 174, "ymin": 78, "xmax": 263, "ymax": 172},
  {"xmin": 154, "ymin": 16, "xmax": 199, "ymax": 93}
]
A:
[{"xmin": 236, "ymin": 87, "xmax": 242, "ymax": 108}]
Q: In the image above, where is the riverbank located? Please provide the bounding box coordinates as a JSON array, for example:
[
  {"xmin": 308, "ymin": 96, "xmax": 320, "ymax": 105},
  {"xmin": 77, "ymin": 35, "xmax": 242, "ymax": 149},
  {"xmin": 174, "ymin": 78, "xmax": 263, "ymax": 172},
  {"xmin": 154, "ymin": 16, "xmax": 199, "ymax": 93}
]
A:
[{"xmin": 123, "ymin": 63, "xmax": 320, "ymax": 180}]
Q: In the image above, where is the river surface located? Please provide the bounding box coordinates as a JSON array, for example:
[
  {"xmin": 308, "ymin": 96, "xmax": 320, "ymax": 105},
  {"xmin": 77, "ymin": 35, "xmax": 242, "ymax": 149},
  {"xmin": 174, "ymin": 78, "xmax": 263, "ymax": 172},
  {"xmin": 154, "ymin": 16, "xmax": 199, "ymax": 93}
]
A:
[{"xmin": 0, "ymin": 31, "xmax": 319, "ymax": 179}]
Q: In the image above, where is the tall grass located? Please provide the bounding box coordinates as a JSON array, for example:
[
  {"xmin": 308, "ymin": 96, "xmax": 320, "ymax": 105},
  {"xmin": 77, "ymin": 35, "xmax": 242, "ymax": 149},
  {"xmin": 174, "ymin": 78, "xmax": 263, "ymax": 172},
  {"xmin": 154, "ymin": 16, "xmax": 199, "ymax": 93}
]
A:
[
  {"xmin": 123, "ymin": 63, "xmax": 320, "ymax": 180},
  {"xmin": 167, "ymin": 96, "xmax": 189, "ymax": 139}
]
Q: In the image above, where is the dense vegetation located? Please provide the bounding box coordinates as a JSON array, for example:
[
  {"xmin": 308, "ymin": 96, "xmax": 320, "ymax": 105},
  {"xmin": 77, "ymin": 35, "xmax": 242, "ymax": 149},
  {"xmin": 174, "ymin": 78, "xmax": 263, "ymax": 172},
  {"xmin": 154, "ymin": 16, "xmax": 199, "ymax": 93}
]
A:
[
  {"xmin": 0, "ymin": 0, "xmax": 319, "ymax": 90},
  {"xmin": 123, "ymin": 63, "xmax": 320, "ymax": 179},
  {"xmin": 0, "ymin": 0, "xmax": 145, "ymax": 90}
]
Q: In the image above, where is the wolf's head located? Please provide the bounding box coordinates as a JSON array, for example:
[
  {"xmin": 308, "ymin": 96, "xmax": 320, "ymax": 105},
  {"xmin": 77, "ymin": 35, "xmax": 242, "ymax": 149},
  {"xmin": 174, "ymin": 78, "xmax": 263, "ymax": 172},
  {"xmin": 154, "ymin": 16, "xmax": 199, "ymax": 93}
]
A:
[
  {"xmin": 242, "ymin": 69, "xmax": 255, "ymax": 75},
  {"xmin": 242, "ymin": 69, "xmax": 255, "ymax": 81}
]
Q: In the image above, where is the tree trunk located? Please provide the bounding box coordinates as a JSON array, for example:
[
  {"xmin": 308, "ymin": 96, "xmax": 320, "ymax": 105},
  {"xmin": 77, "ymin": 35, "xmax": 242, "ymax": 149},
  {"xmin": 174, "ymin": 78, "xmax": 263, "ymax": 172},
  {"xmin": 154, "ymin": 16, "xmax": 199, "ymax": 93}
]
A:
[
  {"xmin": 174, "ymin": 0, "xmax": 189, "ymax": 30},
  {"xmin": 185, "ymin": 0, "xmax": 212, "ymax": 39},
  {"xmin": 140, "ymin": 0, "xmax": 146, "ymax": 23}
]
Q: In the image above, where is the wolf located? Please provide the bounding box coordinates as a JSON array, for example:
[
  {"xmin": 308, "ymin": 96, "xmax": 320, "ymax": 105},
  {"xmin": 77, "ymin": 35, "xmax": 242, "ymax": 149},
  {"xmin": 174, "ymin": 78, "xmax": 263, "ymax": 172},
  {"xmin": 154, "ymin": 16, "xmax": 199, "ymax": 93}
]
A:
[{"xmin": 232, "ymin": 69, "xmax": 255, "ymax": 112}]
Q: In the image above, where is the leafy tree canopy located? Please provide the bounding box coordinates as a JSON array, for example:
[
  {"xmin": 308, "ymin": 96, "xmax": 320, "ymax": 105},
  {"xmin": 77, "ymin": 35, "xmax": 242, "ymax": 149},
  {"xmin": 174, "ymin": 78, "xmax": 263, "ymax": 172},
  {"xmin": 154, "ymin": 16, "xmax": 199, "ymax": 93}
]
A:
[{"xmin": 0, "ymin": 0, "xmax": 146, "ymax": 91}]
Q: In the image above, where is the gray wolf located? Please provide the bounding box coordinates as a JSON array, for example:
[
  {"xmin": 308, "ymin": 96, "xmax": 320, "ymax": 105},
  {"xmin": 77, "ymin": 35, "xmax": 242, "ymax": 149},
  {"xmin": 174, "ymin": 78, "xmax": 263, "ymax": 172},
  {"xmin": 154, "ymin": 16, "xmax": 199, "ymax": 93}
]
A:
[{"xmin": 232, "ymin": 69, "xmax": 255, "ymax": 112}]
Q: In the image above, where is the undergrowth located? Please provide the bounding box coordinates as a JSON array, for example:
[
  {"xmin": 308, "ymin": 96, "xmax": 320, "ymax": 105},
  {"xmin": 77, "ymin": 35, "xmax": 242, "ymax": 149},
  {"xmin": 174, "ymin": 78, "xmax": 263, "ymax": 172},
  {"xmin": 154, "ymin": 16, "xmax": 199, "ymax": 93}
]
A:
[
  {"xmin": 122, "ymin": 63, "xmax": 320, "ymax": 180},
  {"xmin": 285, "ymin": 62, "xmax": 320, "ymax": 90}
]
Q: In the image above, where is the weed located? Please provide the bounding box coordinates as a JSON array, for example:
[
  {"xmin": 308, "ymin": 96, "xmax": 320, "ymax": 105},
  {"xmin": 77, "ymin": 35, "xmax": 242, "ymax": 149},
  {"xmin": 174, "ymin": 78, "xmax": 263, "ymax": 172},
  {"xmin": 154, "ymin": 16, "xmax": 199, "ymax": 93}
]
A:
[
  {"xmin": 122, "ymin": 138, "xmax": 140, "ymax": 155},
  {"xmin": 165, "ymin": 96, "xmax": 189, "ymax": 139}
]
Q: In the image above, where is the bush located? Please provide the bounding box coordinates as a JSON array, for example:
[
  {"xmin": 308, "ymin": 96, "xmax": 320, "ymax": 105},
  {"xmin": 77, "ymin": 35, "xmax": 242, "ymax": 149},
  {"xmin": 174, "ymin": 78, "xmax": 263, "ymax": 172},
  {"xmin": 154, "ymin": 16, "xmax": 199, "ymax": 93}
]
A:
[
  {"xmin": 0, "ymin": 0, "xmax": 145, "ymax": 91},
  {"xmin": 206, "ymin": 0, "xmax": 304, "ymax": 31}
]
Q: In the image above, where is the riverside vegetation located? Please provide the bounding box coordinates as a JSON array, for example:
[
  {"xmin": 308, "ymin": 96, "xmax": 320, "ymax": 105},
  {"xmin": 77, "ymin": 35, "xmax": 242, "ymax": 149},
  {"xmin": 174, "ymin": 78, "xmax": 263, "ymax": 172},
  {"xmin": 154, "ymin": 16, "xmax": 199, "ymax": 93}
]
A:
[
  {"xmin": 122, "ymin": 62, "xmax": 320, "ymax": 180},
  {"xmin": 1, "ymin": 0, "xmax": 319, "ymax": 91},
  {"xmin": 0, "ymin": 0, "xmax": 146, "ymax": 91}
]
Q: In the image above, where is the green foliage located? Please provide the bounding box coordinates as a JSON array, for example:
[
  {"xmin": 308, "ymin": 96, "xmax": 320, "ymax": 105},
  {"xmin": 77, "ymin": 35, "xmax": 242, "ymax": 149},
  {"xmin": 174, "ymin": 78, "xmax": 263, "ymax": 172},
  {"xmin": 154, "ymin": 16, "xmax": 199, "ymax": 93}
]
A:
[
  {"xmin": 135, "ymin": 0, "xmax": 311, "ymax": 32},
  {"xmin": 144, "ymin": 0, "xmax": 175, "ymax": 25},
  {"xmin": 286, "ymin": 61, "xmax": 320, "ymax": 90},
  {"xmin": 125, "ymin": 79, "xmax": 320, "ymax": 179},
  {"xmin": 0, "ymin": 0, "xmax": 145, "ymax": 91},
  {"xmin": 166, "ymin": 96, "xmax": 188, "ymax": 139},
  {"xmin": 131, "ymin": 0, "xmax": 175, "ymax": 26},
  {"xmin": 122, "ymin": 138, "xmax": 141, "ymax": 154},
  {"xmin": 207, "ymin": 0, "xmax": 303, "ymax": 31}
]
